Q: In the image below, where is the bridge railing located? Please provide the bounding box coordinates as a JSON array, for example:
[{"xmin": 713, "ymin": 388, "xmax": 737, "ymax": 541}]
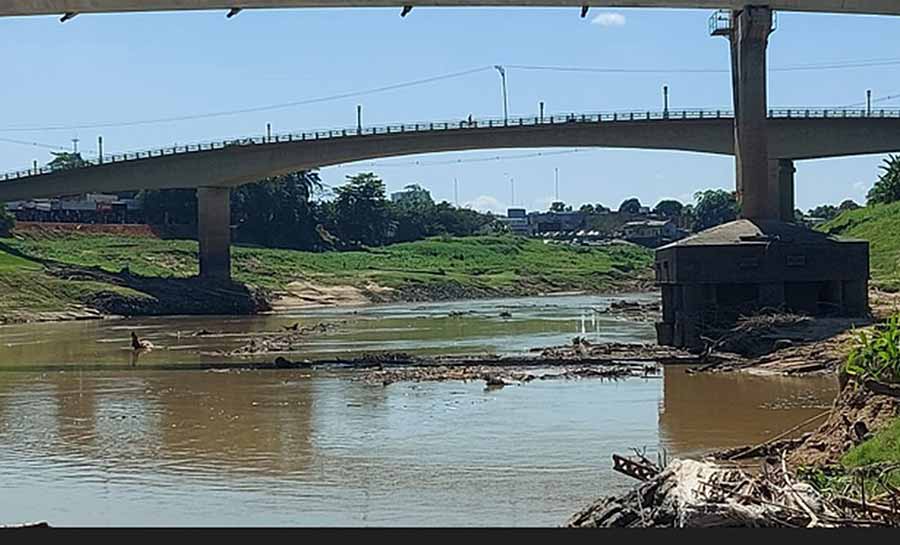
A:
[{"xmin": 3, "ymin": 107, "xmax": 899, "ymax": 183}]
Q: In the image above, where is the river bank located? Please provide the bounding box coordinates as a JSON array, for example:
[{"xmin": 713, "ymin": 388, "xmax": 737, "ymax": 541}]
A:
[{"xmin": 0, "ymin": 224, "xmax": 654, "ymax": 324}]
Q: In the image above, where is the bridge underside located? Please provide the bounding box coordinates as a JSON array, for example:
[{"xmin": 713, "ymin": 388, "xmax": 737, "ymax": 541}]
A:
[{"xmin": 3, "ymin": 0, "xmax": 900, "ymax": 17}]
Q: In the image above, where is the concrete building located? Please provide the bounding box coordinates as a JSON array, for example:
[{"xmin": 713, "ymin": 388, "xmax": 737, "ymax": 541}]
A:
[
  {"xmin": 497, "ymin": 207, "xmax": 532, "ymax": 236},
  {"xmin": 390, "ymin": 185, "xmax": 431, "ymax": 206},
  {"xmin": 655, "ymin": 220, "xmax": 869, "ymax": 349},
  {"xmin": 7, "ymin": 193, "xmax": 141, "ymax": 224},
  {"xmin": 529, "ymin": 210, "xmax": 586, "ymax": 234},
  {"xmin": 622, "ymin": 219, "xmax": 682, "ymax": 248}
]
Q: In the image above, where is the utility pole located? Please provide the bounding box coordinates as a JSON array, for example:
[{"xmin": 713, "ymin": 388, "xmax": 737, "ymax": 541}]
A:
[
  {"xmin": 33, "ymin": 159, "xmax": 38, "ymax": 174},
  {"xmin": 663, "ymin": 85, "xmax": 669, "ymax": 118},
  {"xmin": 266, "ymin": 123, "xmax": 272, "ymax": 142},
  {"xmin": 454, "ymin": 178, "xmax": 459, "ymax": 206},
  {"xmin": 554, "ymin": 168, "xmax": 559, "ymax": 202},
  {"xmin": 540, "ymin": 101, "xmax": 545, "ymax": 123},
  {"xmin": 71, "ymin": 138, "xmax": 79, "ymax": 154},
  {"xmin": 494, "ymin": 65, "xmax": 509, "ymax": 122},
  {"xmin": 357, "ymin": 105, "xmax": 362, "ymax": 134},
  {"xmin": 98, "ymin": 136, "xmax": 103, "ymax": 164},
  {"xmin": 510, "ymin": 177, "xmax": 515, "ymax": 207},
  {"xmin": 867, "ymin": 89, "xmax": 872, "ymax": 116}
]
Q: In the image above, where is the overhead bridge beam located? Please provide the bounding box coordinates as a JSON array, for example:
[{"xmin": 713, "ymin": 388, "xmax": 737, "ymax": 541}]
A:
[{"xmin": 2, "ymin": 1, "xmax": 900, "ymax": 17}]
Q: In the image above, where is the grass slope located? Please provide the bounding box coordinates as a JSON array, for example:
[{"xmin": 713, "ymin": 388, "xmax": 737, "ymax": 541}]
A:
[
  {"xmin": 0, "ymin": 231, "xmax": 653, "ymax": 319},
  {"xmin": 819, "ymin": 202, "xmax": 900, "ymax": 291}
]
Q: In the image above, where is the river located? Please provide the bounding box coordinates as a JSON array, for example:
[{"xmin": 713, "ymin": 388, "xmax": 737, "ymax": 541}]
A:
[{"xmin": 0, "ymin": 294, "xmax": 837, "ymax": 526}]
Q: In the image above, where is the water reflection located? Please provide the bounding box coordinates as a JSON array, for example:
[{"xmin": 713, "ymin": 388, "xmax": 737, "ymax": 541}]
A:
[
  {"xmin": 0, "ymin": 365, "xmax": 838, "ymax": 526},
  {"xmin": 658, "ymin": 369, "xmax": 838, "ymax": 458}
]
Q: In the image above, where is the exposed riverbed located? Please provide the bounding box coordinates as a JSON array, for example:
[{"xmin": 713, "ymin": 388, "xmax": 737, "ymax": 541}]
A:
[{"xmin": 0, "ymin": 294, "xmax": 837, "ymax": 526}]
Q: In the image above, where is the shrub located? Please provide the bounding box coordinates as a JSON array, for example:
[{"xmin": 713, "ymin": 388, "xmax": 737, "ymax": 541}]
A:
[
  {"xmin": 845, "ymin": 314, "xmax": 900, "ymax": 383},
  {"xmin": 0, "ymin": 204, "xmax": 14, "ymax": 237}
]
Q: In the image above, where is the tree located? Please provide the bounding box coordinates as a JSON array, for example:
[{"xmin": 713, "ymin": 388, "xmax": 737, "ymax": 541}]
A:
[
  {"xmin": 0, "ymin": 204, "xmax": 14, "ymax": 237},
  {"xmin": 579, "ymin": 203, "xmax": 595, "ymax": 214},
  {"xmin": 807, "ymin": 204, "xmax": 838, "ymax": 221},
  {"xmin": 839, "ymin": 199, "xmax": 861, "ymax": 212},
  {"xmin": 549, "ymin": 201, "xmax": 567, "ymax": 213},
  {"xmin": 867, "ymin": 155, "xmax": 900, "ymax": 205},
  {"xmin": 681, "ymin": 204, "xmax": 696, "ymax": 230},
  {"xmin": 47, "ymin": 151, "xmax": 89, "ymax": 171},
  {"xmin": 231, "ymin": 171, "xmax": 322, "ymax": 249},
  {"xmin": 333, "ymin": 172, "xmax": 392, "ymax": 247},
  {"xmin": 390, "ymin": 185, "xmax": 436, "ymax": 243},
  {"xmin": 139, "ymin": 188, "xmax": 198, "ymax": 225},
  {"xmin": 618, "ymin": 197, "xmax": 642, "ymax": 214},
  {"xmin": 653, "ymin": 199, "xmax": 684, "ymax": 219},
  {"xmin": 693, "ymin": 189, "xmax": 738, "ymax": 231}
]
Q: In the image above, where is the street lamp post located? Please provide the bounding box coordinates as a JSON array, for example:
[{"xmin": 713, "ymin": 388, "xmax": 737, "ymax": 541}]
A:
[
  {"xmin": 663, "ymin": 85, "xmax": 669, "ymax": 118},
  {"xmin": 494, "ymin": 65, "xmax": 509, "ymax": 123}
]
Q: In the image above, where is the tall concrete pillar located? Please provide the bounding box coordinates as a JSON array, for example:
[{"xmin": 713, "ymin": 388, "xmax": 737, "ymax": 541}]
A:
[
  {"xmin": 777, "ymin": 159, "xmax": 795, "ymax": 222},
  {"xmin": 730, "ymin": 6, "xmax": 775, "ymax": 221},
  {"xmin": 197, "ymin": 186, "xmax": 231, "ymax": 281}
]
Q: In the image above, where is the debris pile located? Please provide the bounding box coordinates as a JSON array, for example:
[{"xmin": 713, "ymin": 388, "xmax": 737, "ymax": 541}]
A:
[
  {"xmin": 219, "ymin": 321, "xmax": 343, "ymax": 356},
  {"xmin": 566, "ymin": 452, "xmax": 899, "ymax": 528}
]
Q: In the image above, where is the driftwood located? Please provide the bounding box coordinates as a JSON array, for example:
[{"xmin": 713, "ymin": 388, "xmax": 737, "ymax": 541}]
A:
[
  {"xmin": 864, "ymin": 379, "xmax": 900, "ymax": 398},
  {"xmin": 567, "ymin": 453, "xmax": 900, "ymax": 528}
]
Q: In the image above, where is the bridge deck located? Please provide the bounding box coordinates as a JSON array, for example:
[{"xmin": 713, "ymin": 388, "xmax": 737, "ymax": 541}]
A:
[{"xmin": 4, "ymin": 108, "xmax": 897, "ymax": 183}]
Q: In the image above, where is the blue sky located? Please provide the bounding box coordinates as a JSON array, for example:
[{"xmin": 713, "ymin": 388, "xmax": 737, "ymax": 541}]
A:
[{"xmin": 1, "ymin": 7, "xmax": 898, "ymax": 213}]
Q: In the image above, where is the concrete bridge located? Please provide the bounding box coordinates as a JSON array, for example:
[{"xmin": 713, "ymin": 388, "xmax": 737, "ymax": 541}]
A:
[
  {"xmin": 3, "ymin": 107, "xmax": 899, "ymax": 280},
  {"xmin": 4, "ymin": 108, "xmax": 900, "ymax": 201}
]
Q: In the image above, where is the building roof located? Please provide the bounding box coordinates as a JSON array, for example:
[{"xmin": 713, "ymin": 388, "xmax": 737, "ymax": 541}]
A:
[{"xmin": 657, "ymin": 219, "xmax": 864, "ymax": 249}]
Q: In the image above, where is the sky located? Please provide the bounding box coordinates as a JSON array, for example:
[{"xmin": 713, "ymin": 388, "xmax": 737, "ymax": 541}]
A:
[{"xmin": 1, "ymin": 7, "xmax": 899, "ymax": 213}]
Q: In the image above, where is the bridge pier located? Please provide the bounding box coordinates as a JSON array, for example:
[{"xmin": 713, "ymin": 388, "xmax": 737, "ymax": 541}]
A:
[
  {"xmin": 731, "ymin": 5, "xmax": 775, "ymax": 220},
  {"xmin": 197, "ymin": 186, "xmax": 231, "ymax": 282},
  {"xmin": 769, "ymin": 158, "xmax": 795, "ymax": 222}
]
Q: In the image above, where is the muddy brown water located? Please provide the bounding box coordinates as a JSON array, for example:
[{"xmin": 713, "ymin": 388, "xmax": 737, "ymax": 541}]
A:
[{"xmin": 0, "ymin": 294, "xmax": 837, "ymax": 526}]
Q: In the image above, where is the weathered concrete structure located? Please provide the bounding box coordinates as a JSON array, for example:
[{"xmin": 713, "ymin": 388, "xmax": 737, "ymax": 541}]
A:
[
  {"xmin": 655, "ymin": 6, "xmax": 870, "ymax": 349},
  {"xmin": 655, "ymin": 221, "xmax": 869, "ymax": 348}
]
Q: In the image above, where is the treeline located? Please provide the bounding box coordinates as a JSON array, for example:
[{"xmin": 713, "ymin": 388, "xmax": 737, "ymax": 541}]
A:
[{"xmin": 140, "ymin": 171, "xmax": 499, "ymax": 251}]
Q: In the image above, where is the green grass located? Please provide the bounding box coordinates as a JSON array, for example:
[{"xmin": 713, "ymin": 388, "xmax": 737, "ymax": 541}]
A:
[
  {"xmin": 819, "ymin": 202, "xmax": 900, "ymax": 291},
  {"xmin": 843, "ymin": 418, "xmax": 900, "ymax": 469},
  {"xmin": 0, "ymin": 231, "xmax": 654, "ymax": 319},
  {"xmin": 841, "ymin": 418, "xmax": 900, "ymax": 491}
]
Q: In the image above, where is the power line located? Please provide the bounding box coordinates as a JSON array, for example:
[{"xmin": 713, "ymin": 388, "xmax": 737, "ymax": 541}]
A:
[
  {"xmin": 0, "ymin": 136, "xmax": 71, "ymax": 151},
  {"xmin": 4, "ymin": 54, "xmax": 900, "ymax": 134},
  {"xmin": 337, "ymin": 148, "xmax": 589, "ymax": 169},
  {"xmin": 841, "ymin": 92, "xmax": 900, "ymax": 108},
  {"xmin": 0, "ymin": 66, "xmax": 495, "ymax": 133},
  {"xmin": 508, "ymin": 57, "xmax": 900, "ymax": 75}
]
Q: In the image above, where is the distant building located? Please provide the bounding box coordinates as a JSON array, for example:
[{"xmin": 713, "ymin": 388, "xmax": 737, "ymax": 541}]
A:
[
  {"xmin": 390, "ymin": 185, "xmax": 432, "ymax": 206},
  {"xmin": 7, "ymin": 193, "xmax": 141, "ymax": 224},
  {"xmin": 529, "ymin": 210, "xmax": 586, "ymax": 234},
  {"xmin": 498, "ymin": 208, "xmax": 532, "ymax": 236},
  {"xmin": 622, "ymin": 219, "xmax": 682, "ymax": 248}
]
